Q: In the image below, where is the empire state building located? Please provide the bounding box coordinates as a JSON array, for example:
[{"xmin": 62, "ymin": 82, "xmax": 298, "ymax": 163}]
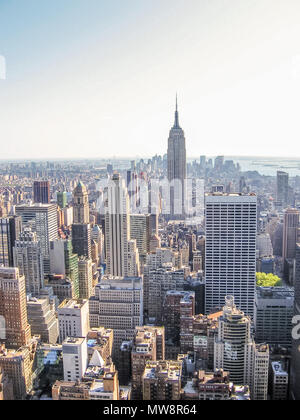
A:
[{"xmin": 167, "ymin": 97, "xmax": 187, "ymax": 219}]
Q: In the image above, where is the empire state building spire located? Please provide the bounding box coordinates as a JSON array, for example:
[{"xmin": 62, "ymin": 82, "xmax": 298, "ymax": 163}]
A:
[{"xmin": 173, "ymin": 94, "xmax": 180, "ymax": 129}]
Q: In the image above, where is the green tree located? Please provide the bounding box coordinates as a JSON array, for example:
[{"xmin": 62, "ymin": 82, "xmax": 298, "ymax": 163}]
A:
[{"xmin": 256, "ymin": 272, "xmax": 282, "ymax": 287}]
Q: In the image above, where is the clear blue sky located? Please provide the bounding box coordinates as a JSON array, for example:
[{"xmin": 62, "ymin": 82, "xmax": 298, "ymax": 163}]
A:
[{"xmin": 1, "ymin": 0, "xmax": 300, "ymax": 159}]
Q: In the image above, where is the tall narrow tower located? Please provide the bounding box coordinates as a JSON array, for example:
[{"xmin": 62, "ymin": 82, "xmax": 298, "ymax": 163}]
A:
[
  {"xmin": 0, "ymin": 267, "xmax": 31, "ymax": 349},
  {"xmin": 167, "ymin": 96, "xmax": 187, "ymax": 220},
  {"xmin": 73, "ymin": 181, "xmax": 90, "ymax": 224},
  {"xmin": 13, "ymin": 227, "xmax": 44, "ymax": 295},
  {"xmin": 215, "ymin": 296, "xmax": 269, "ymax": 400},
  {"xmin": 105, "ymin": 173, "xmax": 140, "ymax": 277},
  {"xmin": 33, "ymin": 180, "xmax": 51, "ymax": 204},
  {"xmin": 276, "ymin": 171, "xmax": 289, "ymax": 208},
  {"xmin": 282, "ymin": 208, "xmax": 299, "ymax": 260}
]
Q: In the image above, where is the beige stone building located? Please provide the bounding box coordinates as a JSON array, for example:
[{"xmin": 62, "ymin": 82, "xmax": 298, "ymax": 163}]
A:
[
  {"xmin": 0, "ymin": 267, "xmax": 31, "ymax": 349},
  {"xmin": 73, "ymin": 181, "xmax": 90, "ymax": 225},
  {"xmin": 0, "ymin": 339, "xmax": 38, "ymax": 400}
]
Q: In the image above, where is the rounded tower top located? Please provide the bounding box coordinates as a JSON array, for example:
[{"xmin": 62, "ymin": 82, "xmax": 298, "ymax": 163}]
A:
[{"xmin": 74, "ymin": 181, "xmax": 87, "ymax": 195}]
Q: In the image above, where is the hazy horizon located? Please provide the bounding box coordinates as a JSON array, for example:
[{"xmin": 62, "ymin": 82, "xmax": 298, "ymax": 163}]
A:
[{"xmin": 2, "ymin": 155, "xmax": 300, "ymax": 162}]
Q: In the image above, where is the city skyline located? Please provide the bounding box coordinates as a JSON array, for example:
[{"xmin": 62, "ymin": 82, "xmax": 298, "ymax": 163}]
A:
[
  {"xmin": 1, "ymin": 0, "xmax": 300, "ymax": 159},
  {"xmin": 0, "ymin": 0, "xmax": 299, "ymax": 403}
]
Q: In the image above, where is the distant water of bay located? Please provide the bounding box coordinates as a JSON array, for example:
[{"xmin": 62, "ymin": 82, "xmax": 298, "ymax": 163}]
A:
[{"xmin": 221, "ymin": 156, "xmax": 300, "ymax": 177}]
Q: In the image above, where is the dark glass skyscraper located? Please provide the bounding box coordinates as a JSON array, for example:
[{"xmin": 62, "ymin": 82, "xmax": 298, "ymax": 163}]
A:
[
  {"xmin": 33, "ymin": 181, "xmax": 51, "ymax": 204},
  {"xmin": 276, "ymin": 171, "xmax": 289, "ymax": 208},
  {"xmin": 0, "ymin": 216, "xmax": 22, "ymax": 267},
  {"xmin": 282, "ymin": 208, "xmax": 299, "ymax": 260},
  {"xmin": 72, "ymin": 223, "xmax": 91, "ymax": 260}
]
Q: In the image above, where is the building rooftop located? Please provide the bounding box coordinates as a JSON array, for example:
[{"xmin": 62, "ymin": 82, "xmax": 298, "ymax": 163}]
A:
[
  {"xmin": 98, "ymin": 277, "xmax": 142, "ymax": 291},
  {"xmin": 144, "ymin": 361, "xmax": 182, "ymax": 381},
  {"xmin": 256, "ymin": 287, "xmax": 294, "ymax": 301},
  {"xmin": 63, "ymin": 337, "xmax": 86, "ymax": 346},
  {"xmin": 206, "ymin": 192, "xmax": 257, "ymax": 198},
  {"xmin": 84, "ymin": 365, "xmax": 105, "ymax": 379},
  {"xmin": 16, "ymin": 203, "xmax": 56, "ymax": 209},
  {"xmin": 0, "ymin": 266, "xmax": 19, "ymax": 277},
  {"xmin": 133, "ymin": 327, "xmax": 159, "ymax": 354},
  {"xmin": 58, "ymin": 299, "xmax": 88, "ymax": 310},
  {"xmin": 88, "ymin": 377, "xmax": 116, "ymax": 396},
  {"xmin": 27, "ymin": 296, "xmax": 47, "ymax": 306},
  {"xmin": 87, "ymin": 328, "xmax": 113, "ymax": 346},
  {"xmin": 166, "ymin": 290, "xmax": 194, "ymax": 302}
]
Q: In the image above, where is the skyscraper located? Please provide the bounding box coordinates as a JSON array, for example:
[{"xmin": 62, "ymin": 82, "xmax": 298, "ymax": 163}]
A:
[
  {"xmin": 62, "ymin": 337, "xmax": 88, "ymax": 382},
  {"xmin": 205, "ymin": 193, "xmax": 257, "ymax": 318},
  {"xmin": 0, "ymin": 344, "xmax": 35, "ymax": 400},
  {"xmin": 276, "ymin": 171, "xmax": 289, "ymax": 208},
  {"xmin": 255, "ymin": 287, "xmax": 294, "ymax": 348},
  {"xmin": 26, "ymin": 296, "xmax": 59, "ymax": 344},
  {"xmin": 167, "ymin": 96, "xmax": 187, "ymax": 220},
  {"xmin": 58, "ymin": 299, "xmax": 90, "ymax": 344},
  {"xmin": 78, "ymin": 257, "xmax": 93, "ymax": 300},
  {"xmin": 147, "ymin": 267, "xmax": 186, "ymax": 325},
  {"xmin": 16, "ymin": 204, "xmax": 58, "ymax": 274},
  {"xmin": 200, "ymin": 156, "xmax": 206, "ymax": 171},
  {"xmin": 91, "ymin": 225, "xmax": 105, "ymax": 264},
  {"xmin": 130, "ymin": 214, "xmax": 151, "ymax": 265},
  {"xmin": 0, "ymin": 216, "xmax": 22, "ymax": 267},
  {"xmin": 50, "ymin": 239, "xmax": 79, "ymax": 298},
  {"xmin": 163, "ymin": 291, "xmax": 195, "ymax": 351},
  {"xmin": 57, "ymin": 191, "xmax": 68, "ymax": 209},
  {"xmin": 215, "ymin": 296, "xmax": 269, "ymax": 400},
  {"xmin": 72, "ymin": 223, "xmax": 92, "ymax": 261},
  {"xmin": 33, "ymin": 181, "xmax": 51, "ymax": 204},
  {"xmin": 0, "ymin": 366, "xmax": 13, "ymax": 400},
  {"xmin": 13, "ymin": 227, "xmax": 44, "ymax": 295},
  {"xmin": 282, "ymin": 208, "xmax": 300, "ymax": 260},
  {"xmin": 73, "ymin": 181, "xmax": 90, "ymax": 224},
  {"xmin": 214, "ymin": 156, "xmax": 225, "ymax": 172},
  {"xmin": 89, "ymin": 276, "xmax": 143, "ymax": 360},
  {"xmin": 105, "ymin": 173, "xmax": 140, "ymax": 277},
  {"xmin": 0, "ymin": 267, "xmax": 31, "ymax": 349},
  {"xmin": 127, "ymin": 170, "xmax": 139, "ymax": 212},
  {"xmin": 131, "ymin": 326, "xmax": 165, "ymax": 400}
]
